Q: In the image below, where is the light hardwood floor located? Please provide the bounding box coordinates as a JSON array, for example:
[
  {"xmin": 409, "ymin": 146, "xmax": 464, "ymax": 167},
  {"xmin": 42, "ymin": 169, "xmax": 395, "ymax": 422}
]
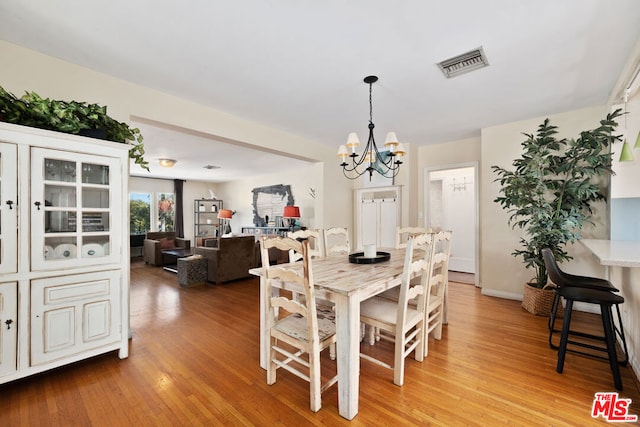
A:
[{"xmin": 1, "ymin": 259, "xmax": 638, "ymax": 426}]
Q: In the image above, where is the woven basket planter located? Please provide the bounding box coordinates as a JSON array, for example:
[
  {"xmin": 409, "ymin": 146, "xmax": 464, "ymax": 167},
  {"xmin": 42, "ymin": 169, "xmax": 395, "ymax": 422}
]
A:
[{"xmin": 522, "ymin": 282, "xmax": 563, "ymax": 317}]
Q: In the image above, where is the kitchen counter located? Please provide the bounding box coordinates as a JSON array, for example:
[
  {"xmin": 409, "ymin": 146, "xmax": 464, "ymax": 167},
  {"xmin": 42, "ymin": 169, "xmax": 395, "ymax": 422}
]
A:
[{"xmin": 580, "ymin": 239, "xmax": 640, "ymax": 268}]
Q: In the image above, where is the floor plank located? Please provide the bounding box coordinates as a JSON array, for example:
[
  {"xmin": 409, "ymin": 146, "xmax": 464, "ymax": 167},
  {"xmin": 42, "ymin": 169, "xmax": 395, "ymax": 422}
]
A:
[{"xmin": 0, "ymin": 259, "xmax": 638, "ymax": 426}]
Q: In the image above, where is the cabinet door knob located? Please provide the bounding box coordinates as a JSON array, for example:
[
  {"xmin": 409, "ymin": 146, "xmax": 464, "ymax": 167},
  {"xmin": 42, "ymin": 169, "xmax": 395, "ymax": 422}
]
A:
[
  {"xmin": 5, "ymin": 319, "xmax": 13, "ymax": 330},
  {"xmin": 5, "ymin": 200, "xmax": 13, "ymax": 209},
  {"xmin": 34, "ymin": 201, "xmax": 41, "ymax": 210}
]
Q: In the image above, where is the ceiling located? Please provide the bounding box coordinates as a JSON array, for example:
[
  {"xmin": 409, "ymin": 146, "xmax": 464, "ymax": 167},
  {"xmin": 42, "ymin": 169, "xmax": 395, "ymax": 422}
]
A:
[{"xmin": 2, "ymin": 1, "xmax": 640, "ymax": 181}]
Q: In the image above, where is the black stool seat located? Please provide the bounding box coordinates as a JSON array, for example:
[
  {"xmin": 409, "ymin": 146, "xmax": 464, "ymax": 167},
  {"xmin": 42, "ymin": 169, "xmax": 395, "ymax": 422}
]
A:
[
  {"xmin": 556, "ymin": 286, "xmax": 624, "ymax": 305},
  {"xmin": 555, "ymin": 286, "xmax": 625, "ymax": 391}
]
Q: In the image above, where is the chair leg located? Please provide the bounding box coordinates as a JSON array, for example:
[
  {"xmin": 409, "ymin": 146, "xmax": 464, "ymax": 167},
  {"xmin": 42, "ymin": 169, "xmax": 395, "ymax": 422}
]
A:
[
  {"xmin": 548, "ymin": 293, "xmax": 561, "ymax": 349},
  {"xmin": 601, "ymin": 304, "xmax": 623, "ymax": 391},
  {"xmin": 415, "ymin": 321, "xmax": 425, "ymax": 362},
  {"xmin": 309, "ymin": 348, "xmax": 322, "ymax": 412},
  {"xmin": 614, "ymin": 304, "xmax": 629, "ymax": 366},
  {"xmin": 366, "ymin": 325, "xmax": 376, "ymax": 345},
  {"xmin": 267, "ymin": 337, "xmax": 277, "ymax": 385},
  {"xmin": 393, "ymin": 332, "xmax": 406, "ymax": 387},
  {"xmin": 556, "ymin": 299, "xmax": 573, "ymax": 374},
  {"xmin": 433, "ymin": 308, "xmax": 444, "ymax": 340}
]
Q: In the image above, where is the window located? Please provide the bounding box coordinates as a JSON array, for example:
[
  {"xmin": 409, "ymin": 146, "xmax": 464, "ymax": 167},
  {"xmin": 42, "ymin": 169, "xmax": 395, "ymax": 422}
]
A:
[
  {"xmin": 158, "ymin": 193, "xmax": 175, "ymax": 232},
  {"xmin": 129, "ymin": 193, "xmax": 151, "ymax": 234}
]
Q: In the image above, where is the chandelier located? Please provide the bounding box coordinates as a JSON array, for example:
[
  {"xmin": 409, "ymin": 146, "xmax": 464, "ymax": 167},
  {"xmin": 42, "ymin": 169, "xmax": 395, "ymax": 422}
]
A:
[{"xmin": 337, "ymin": 76, "xmax": 405, "ymax": 180}]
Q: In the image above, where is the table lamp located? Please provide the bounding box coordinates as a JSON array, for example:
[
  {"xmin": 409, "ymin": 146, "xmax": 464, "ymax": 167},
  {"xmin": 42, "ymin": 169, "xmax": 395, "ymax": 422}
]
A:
[
  {"xmin": 218, "ymin": 209, "xmax": 233, "ymax": 234},
  {"xmin": 283, "ymin": 205, "xmax": 300, "ymax": 231}
]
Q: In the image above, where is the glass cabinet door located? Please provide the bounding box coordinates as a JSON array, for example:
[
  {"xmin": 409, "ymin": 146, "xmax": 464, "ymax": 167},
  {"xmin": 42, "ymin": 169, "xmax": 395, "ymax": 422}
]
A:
[
  {"xmin": 0, "ymin": 142, "xmax": 17, "ymax": 274},
  {"xmin": 31, "ymin": 148, "xmax": 121, "ymax": 270}
]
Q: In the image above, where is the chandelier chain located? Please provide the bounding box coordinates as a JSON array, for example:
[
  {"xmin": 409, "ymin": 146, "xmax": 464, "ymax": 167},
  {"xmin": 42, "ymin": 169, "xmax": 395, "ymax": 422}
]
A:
[{"xmin": 369, "ymin": 82, "xmax": 373, "ymax": 125}]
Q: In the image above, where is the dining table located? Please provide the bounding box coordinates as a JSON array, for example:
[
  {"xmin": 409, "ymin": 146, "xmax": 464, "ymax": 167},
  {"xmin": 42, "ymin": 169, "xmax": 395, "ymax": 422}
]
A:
[{"xmin": 249, "ymin": 247, "xmax": 408, "ymax": 420}]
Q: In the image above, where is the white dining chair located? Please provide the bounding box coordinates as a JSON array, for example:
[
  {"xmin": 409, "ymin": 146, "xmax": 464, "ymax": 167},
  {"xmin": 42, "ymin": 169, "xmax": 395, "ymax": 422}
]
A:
[
  {"xmin": 372, "ymin": 230, "xmax": 452, "ymax": 349},
  {"xmin": 395, "ymin": 226, "xmax": 430, "ymax": 249},
  {"xmin": 287, "ymin": 229, "xmax": 325, "ymax": 261},
  {"xmin": 359, "ymin": 233, "xmax": 434, "ymax": 386},
  {"xmin": 259, "ymin": 236, "xmax": 338, "ymax": 412},
  {"xmin": 422, "ymin": 230, "xmax": 451, "ymax": 355},
  {"xmin": 286, "ymin": 228, "xmax": 336, "ymax": 359},
  {"xmin": 323, "ymin": 227, "xmax": 350, "ymax": 256}
]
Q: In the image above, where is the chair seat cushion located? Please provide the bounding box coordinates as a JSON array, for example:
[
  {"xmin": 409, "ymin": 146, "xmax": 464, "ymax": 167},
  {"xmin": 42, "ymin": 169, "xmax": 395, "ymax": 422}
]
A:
[
  {"xmin": 377, "ymin": 287, "xmax": 420, "ymax": 307},
  {"xmin": 273, "ymin": 311, "xmax": 336, "ymax": 343},
  {"xmin": 361, "ymin": 297, "xmax": 423, "ymax": 327}
]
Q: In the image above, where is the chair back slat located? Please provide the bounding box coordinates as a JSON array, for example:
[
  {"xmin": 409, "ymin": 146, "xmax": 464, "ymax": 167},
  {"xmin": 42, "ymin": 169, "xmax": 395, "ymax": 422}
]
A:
[
  {"xmin": 287, "ymin": 229, "xmax": 325, "ymax": 261},
  {"xmin": 396, "ymin": 233, "xmax": 433, "ymax": 328},
  {"xmin": 324, "ymin": 227, "xmax": 351, "ymax": 255},
  {"xmin": 396, "ymin": 226, "xmax": 430, "ymax": 249}
]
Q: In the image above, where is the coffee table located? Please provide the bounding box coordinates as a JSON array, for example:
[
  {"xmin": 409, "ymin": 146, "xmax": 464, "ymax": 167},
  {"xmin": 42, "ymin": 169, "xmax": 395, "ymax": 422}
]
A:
[{"xmin": 161, "ymin": 248, "xmax": 193, "ymax": 273}]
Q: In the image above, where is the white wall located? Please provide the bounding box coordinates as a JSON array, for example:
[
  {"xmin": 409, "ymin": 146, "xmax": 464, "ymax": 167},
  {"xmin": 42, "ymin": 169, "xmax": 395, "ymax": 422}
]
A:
[
  {"xmin": 216, "ymin": 163, "xmax": 325, "ymax": 233},
  {"xmin": 0, "ymin": 40, "xmax": 352, "ymax": 240}
]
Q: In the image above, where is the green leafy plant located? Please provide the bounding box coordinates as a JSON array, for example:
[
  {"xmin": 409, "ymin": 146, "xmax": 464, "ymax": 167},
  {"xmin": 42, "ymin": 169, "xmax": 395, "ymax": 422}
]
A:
[
  {"xmin": 0, "ymin": 85, "xmax": 148, "ymax": 170},
  {"xmin": 491, "ymin": 109, "xmax": 622, "ymax": 288}
]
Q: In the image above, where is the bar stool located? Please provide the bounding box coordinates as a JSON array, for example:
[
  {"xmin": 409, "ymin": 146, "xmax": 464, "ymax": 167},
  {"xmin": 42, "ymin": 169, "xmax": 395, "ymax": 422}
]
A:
[
  {"xmin": 541, "ymin": 248, "xmax": 628, "ymax": 365},
  {"xmin": 555, "ymin": 286, "xmax": 625, "ymax": 391}
]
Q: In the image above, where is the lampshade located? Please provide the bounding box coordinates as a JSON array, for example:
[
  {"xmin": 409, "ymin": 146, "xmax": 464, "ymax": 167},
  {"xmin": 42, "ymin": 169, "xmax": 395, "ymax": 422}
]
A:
[
  {"xmin": 384, "ymin": 132, "xmax": 399, "ymax": 148},
  {"xmin": 346, "ymin": 132, "xmax": 360, "ymax": 149},
  {"xmin": 217, "ymin": 209, "xmax": 233, "ymax": 219},
  {"xmin": 393, "ymin": 142, "xmax": 406, "ymax": 157},
  {"xmin": 283, "ymin": 205, "xmax": 300, "ymax": 218},
  {"xmin": 619, "ymin": 140, "xmax": 634, "ymax": 162},
  {"xmin": 635, "ymin": 130, "xmax": 640, "ymax": 149},
  {"xmin": 337, "ymin": 145, "xmax": 349, "ymax": 160},
  {"xmin": 158, "ymin": 158, "xmax": 177, "ymax": 168}
]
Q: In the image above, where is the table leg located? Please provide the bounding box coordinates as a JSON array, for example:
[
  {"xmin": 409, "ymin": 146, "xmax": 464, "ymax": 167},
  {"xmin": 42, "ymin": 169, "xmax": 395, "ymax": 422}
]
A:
[{"xmin": 335, "ymin": 293, "xmax": 360, "ymax": 420}]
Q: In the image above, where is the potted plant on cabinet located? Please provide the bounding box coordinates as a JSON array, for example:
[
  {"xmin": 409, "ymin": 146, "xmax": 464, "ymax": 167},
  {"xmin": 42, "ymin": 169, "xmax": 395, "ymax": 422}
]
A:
[
  {"xmin": 0, "ymin": 85, "xmax": 148, "ymax": 170},
  {"xmin": 491, "ymin": 109, "xmax": 622, "ymax": 315}
]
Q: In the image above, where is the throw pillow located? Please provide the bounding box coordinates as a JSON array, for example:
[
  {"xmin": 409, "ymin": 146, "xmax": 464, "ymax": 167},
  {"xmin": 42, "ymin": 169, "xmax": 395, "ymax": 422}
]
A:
[{"xmin": 159, "ymin": 238, "xmax": 174, "ymax": 249}]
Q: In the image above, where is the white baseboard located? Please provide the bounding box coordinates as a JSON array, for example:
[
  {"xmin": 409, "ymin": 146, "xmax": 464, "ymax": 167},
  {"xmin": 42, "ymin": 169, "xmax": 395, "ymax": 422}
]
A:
[{"xmin": 480, "ymin": 288, "xmax": 522, "ymax": 300}]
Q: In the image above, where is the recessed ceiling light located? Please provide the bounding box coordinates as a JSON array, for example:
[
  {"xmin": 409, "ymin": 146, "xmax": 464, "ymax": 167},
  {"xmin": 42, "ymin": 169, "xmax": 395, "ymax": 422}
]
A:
[{"xmin": 158, "ymin": 158, "xmax": 177, "ymax": 168}]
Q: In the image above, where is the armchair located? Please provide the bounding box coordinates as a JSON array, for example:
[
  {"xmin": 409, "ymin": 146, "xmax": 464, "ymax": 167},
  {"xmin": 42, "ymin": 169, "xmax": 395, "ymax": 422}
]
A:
[
  {"xmin": 143, "ymin": 231, "xmax": 191, "ymax": 266},
  {"xmin": 194, "ymin": 235, "xmax": 258, "ymax": 284}
]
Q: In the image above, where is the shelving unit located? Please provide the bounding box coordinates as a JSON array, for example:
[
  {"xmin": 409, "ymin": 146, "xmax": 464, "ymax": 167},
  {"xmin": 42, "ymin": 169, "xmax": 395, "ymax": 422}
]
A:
[{"xmin": 194, "ymin": 199, "xmax": 223, "ymax": 246}]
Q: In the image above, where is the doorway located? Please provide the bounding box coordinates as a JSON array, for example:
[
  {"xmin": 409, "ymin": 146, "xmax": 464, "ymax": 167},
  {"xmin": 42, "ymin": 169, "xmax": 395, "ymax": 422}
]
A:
[{"xmin": 425, "ymin": 163, "xmax": 478, "ymax": 286}]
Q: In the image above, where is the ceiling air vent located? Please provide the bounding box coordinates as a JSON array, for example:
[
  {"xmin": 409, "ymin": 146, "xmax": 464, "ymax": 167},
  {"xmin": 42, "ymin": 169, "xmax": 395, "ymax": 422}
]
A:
[
  {"xmin": 203, "ymin": 165, "xmax": 221, "ymax": 170},
  {"xmin": 438, "ymin": 47, "xmax": 489, "ymax": 78}
]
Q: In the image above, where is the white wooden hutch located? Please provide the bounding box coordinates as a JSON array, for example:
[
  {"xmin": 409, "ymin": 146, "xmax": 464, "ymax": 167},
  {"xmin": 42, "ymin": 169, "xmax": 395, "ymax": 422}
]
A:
[{"xmin": 0, "ymin": 122, "xmax": 129, "ymax": 383}]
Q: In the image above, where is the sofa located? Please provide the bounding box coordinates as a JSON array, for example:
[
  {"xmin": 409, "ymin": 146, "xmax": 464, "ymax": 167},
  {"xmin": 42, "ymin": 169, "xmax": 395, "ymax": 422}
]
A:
[
  {"xmin": 194, "ymin": 235, "xmax": 259, "ymax": 284},
  {"xmin": 143, "ymin": 231, "xmax": 191, "ymax": 266}
]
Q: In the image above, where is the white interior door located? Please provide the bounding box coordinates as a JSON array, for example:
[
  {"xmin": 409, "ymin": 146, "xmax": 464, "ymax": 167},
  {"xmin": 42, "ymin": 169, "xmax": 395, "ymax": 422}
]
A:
[
  {"xmin": 360, "ymin": 201, "xmax": 378, "ymax": 247},
  {"xmin": 379, "ymin": 199, "xmax": 397, "ymax": 248},
  {"xmin": 426, "ymin": 166, "xmax": 477, "ymax": 274}
]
